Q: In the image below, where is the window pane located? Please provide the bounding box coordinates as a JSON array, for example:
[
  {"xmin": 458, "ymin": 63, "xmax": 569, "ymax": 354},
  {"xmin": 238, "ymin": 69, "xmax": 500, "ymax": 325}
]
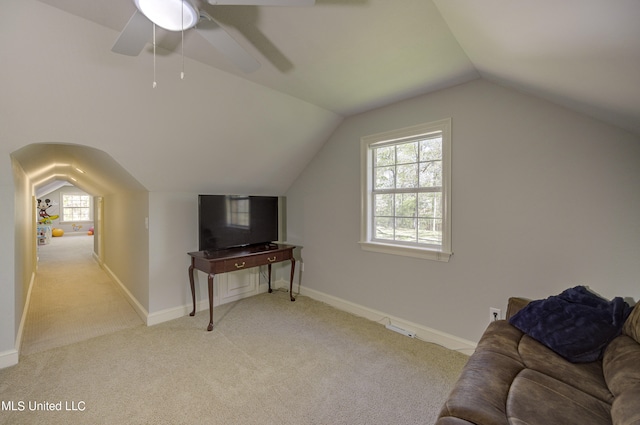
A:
[
  {"xmin": 419, "ymin": 161, "xmax": 442, "ymax": 187},
  {"xmin": 374, "ymin": 193, "xmax": 394, "ymax": 216},
  {"xmin": 374, "ymin": 146, "xmax": 395, "ymax": 167},
  {"xmin": 75, "ymin": 209, "xmax": 89, "ymax": 221},
  {"xmin": 374, "ymin": 166, "xmax": 395, "ymax": 189},
  {"xmin": 418, "ymin": 192, "xmax": 442, "ymax": 219},
  {"xmin": 395, "ymin": 217, "xmax": 417, "ymax": 242},
  {"xmin": 418, "ymin": 219, "xmax": 442, "ymax": 244},
  {"xmin": 374, "ymin": 217, "xmax": 394, "ymax": 240},
  {"xmin": 396, "ymin": 163, "xmax": 419, "ymax": 188},
  {"xmin": 65, "ymin": 208, "xmax": 87, "ymax": 221},
  {"xmin": 420, "ymin": 137, "xmax": 442, "ymax": 161},
  {"xmin": 394, "ymin": 193, "xmax": 416, "ymax": 218},
  {"xmin": 396, "ymin": 142, "xmax": 418, "ymax": 164}
]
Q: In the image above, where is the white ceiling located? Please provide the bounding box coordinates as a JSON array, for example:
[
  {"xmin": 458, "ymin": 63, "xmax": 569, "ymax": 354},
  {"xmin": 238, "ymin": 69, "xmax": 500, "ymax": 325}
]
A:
[
  {"xmin": 34, "ymin": 0, "xmax": 640, "ymax": 135},
  {"xmin": 434, "ymin": 0, "xmax": 640, "ymax": 137},
  {"xmin": 10, "ymin": 0, "xmax": 640, "ymax": 197}
]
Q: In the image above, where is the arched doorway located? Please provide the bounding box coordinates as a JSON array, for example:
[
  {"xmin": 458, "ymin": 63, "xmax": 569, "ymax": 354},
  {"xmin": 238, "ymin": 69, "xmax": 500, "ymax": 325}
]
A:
[{"xmin": 11, "ymin": 143, "xmax": 148, "ymax": 356}]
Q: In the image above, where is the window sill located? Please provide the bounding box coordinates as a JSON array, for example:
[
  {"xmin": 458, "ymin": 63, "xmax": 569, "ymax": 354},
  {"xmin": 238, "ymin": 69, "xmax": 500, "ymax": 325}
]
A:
[{"xmin": 359, "ymin": 241, "xmax": 452, "ymax": 262}]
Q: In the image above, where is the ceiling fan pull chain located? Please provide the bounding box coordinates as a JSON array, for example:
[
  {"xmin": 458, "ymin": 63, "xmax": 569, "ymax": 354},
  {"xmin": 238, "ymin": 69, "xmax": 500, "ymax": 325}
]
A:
[
  {"xmin": 181, "ymin": 0, "xmax": 185, "ymax": 80},
  {"xmin": 153, "ymin": 23, "xmax": 157, "ymax": 88}
]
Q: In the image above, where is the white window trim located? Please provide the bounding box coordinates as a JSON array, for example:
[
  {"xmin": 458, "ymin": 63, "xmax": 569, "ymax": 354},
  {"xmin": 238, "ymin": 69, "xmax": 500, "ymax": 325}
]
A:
[{"xmin": 359, "ymin": 118, "xmax": 452, "ymax": 262}]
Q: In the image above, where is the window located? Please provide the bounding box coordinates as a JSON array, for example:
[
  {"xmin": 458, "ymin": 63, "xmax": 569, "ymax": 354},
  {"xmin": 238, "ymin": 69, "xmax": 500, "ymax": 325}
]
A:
[
  {"xmin": 61, "ymin": 193, "xmax": 92, "ymax": 222},
  {"xmin": 360, "ymin": 119, "xmax": 452, "ymax": 261}
]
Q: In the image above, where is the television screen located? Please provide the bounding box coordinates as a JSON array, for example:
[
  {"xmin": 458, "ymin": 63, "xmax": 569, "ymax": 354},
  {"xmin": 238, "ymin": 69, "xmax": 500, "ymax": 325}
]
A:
[{"xmin": 198, "ymin": 195, "xmax": 279, "ymax": 252}]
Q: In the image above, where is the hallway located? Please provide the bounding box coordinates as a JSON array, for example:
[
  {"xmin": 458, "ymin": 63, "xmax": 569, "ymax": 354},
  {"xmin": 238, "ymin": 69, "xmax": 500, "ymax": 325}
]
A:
[{"xmin": 20, "ymin": 234, "xmax": 143, "ymax": 356}]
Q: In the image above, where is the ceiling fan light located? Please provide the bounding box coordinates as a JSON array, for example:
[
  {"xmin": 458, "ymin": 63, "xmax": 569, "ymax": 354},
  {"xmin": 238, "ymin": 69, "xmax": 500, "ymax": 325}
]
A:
[{"xmin": 135, "ymin": 0, "xmax": 199, "ymax": 31}]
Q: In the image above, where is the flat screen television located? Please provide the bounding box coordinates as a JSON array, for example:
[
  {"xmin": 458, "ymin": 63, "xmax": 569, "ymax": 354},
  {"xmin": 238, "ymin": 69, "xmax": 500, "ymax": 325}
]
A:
[{"xmin": 198, "ymin": 195, "xmax": 279, "ymax": 252}]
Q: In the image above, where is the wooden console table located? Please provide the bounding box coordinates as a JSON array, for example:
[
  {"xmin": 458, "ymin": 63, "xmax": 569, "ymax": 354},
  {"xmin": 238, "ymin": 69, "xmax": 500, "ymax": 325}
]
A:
[{"xmin": 188, "ymin": 244, "xmax": 296, "ymax": 331}]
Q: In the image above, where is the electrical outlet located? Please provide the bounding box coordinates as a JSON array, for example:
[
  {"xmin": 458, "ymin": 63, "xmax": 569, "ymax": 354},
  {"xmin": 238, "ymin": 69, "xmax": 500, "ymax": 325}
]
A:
[{"xmin": 490, "ymin": 307, "xmax": 501, "ymax": 323}]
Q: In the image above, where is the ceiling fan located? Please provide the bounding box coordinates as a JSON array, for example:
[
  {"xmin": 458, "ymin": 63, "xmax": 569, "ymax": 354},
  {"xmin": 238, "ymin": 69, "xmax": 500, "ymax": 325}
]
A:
[{"xmin": 112, "ymin": 0, "xmax": 315, "ymax": 73}]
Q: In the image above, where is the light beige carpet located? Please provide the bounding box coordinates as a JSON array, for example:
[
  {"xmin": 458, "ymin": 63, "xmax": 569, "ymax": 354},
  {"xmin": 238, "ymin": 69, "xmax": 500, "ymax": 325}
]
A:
[
  {"xmin": 5, "ymin": 237, "xmax": 469, "ymax": 425},
  {"xmin": 20, "ymin": 235, "xmax": 143, "ymax": 356}
]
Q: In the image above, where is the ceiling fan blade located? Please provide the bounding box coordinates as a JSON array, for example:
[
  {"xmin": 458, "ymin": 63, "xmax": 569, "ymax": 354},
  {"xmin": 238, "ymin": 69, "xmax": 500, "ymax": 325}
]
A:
[
  {"xmin": 112, "ymin": 10, "xmax": 152, "ymax": 56},
  {"xmin": 196, "ymin": 18, "xmax": 261, "ymax": 73},
  {"xmin": 208, "ymin": 0, "xmax": 315, "ymax": 6}
]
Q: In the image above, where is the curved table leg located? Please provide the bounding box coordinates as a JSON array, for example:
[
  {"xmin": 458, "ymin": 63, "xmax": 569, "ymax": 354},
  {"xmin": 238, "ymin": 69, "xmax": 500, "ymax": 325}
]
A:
[
  {"xmin": 207, "ymin": 273, "xmax": 215, "ymax": 331},
  {"xmin": 268, "ymin": 263, "xmax": 273, "ymax": 293},
  {"xmin": 290, "ymin": 258, "xmax": 296, "ymax": 302},
  {"xmin": 188, "ymin": 264, "xmax": 196, "ymax": 316}
]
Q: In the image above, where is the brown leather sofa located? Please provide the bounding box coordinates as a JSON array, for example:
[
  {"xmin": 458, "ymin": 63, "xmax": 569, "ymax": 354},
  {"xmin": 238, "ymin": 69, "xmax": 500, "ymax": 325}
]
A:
[{"xmin": 437, "ymin": 297, "xmax": 640, "ymax": 425}]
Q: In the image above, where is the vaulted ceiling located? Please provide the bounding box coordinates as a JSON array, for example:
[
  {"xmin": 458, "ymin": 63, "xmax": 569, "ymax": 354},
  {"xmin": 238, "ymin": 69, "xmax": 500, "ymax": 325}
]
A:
[
  {"xmin": 7, "ymin": 0, "xmax": 640, "ymax": 197},
  {"xmin": 36, "ymin": 0, "xmax": 640, "ymax": 134}
]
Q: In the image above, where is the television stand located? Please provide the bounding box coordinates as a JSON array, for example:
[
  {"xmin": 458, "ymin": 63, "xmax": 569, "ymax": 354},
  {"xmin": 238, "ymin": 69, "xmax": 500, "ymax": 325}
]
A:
[{"xmin": 187, "ymin": 244, "xmax": 296, "ymax": 331}]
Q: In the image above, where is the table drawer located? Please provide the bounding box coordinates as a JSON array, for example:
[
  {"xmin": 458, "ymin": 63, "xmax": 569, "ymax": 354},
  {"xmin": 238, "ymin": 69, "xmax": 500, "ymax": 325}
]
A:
[
  {"xmin": 252, "ymin": 251, "xmax": 292, "ymax": 265},
  {"xmin": 191, "ymin": 245, "xmax": 295, "ymax": 274},
  {"xmin": 223, "ymin": 256, "xmax": 260, "ymax": 271}
]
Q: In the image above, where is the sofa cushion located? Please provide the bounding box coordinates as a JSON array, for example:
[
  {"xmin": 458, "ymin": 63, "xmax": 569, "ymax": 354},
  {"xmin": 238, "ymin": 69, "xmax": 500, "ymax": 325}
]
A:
[
  {"xmin": 611, "ymin": 389, "xmax": 640, "ymax": 425},
  {"xmin": 475, "ymin": 320, "xmax": 525, "ymax": 362},
  {"xmin": 603, "ymin": 325, "xmax": 640, "ymax": 425},
  {"xmin": 509, "ymin": 286, "xmax": 631, "ymax": 363},
  {"xmin": 438, "ymin": 348, "xmax": 523, "ymax": 425},
  {"xmin": 622, "ymin": 303, "xmax": 640, "ymax": 343},
  {"xmin": 518, "ymin": 335, "xmax": 613, "ymax": 403},
  {"xmin": 438, "ymin": 321, "xmax": 527, "ymax": 425},
  {"xmin": 435, "ymin": 418, "xmax": 476, "ymax": 425},
  {"xmin": 603, "ymin": 334, "xmax": 640, "ymax": 396},
  {"xmin": 506, "ymin": 369, "xmax": 612, "ymax": 425}
]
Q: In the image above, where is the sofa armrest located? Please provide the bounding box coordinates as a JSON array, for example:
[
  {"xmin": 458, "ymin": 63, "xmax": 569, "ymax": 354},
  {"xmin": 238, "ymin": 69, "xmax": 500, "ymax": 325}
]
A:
[{"xmin": 506, "ymin": 297, "xmax": 530, "ymax": 320}]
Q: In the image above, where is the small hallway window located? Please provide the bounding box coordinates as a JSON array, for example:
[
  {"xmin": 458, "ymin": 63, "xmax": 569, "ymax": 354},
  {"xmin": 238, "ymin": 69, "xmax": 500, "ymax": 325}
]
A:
[{"xmin": 62, "ymin": 194, "xmax": 92, "ymax": 222}]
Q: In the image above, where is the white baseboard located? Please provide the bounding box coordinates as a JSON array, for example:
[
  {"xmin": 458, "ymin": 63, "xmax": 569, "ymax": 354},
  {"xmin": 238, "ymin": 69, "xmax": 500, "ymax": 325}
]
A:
[
  {"xmin": 3, "ymin": 271, "xmax": 37, "ymax": 368},
  {"xmin": 276, "ymin": 279, "xmax": 476, "ymax": 356},
  {"xmin": 0, "ymin": 349, "xmax": 19, "ymax": 369},
  {"xmin": 101, "ymin": 264, "xmax": 149, "ymax": 325},
  {"xmin": 13, "ymin": 271, "xmax": 37, "ymax": 359},
  {"xmin": 147, "ymin": 281, "xmax": 272, "ymax": 326},
  {"xmin": 87, "ymin": 263, "xmax": 477, "ymax": 356},
  {"xmin": 146, "ymin": 302, "xmax": 208, "ymax": 326}
]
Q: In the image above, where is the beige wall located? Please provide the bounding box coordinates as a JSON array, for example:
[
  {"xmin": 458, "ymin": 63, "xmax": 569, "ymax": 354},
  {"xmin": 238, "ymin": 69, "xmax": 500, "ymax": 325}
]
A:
[
  {"xmin": 11, "ymin": 159, "xmax": 34, "ymax": 342},
  {"xmin": 0, "ymin": 157, "xmax": 18, "ymax": 359},
  {"xmin": 102, "ymin": 191, "xmax": 150, "ymax": 311},
  {"xmin": 285, "ymin": 79, "xmax": 640, "ymax": 343},
  {"xmin": 147, "ymin": 191, "xmax": 198, "ymax": 314}
]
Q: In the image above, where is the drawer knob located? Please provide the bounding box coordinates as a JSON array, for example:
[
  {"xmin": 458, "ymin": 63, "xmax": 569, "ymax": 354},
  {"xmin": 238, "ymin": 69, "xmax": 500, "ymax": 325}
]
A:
[
  {"xmin": 234, "ymin": 261, "xmax": 246, "ymax": 269},
  {"xmin": 267, "ymin": 256, "xmax": 277, "ymax": 262}
]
